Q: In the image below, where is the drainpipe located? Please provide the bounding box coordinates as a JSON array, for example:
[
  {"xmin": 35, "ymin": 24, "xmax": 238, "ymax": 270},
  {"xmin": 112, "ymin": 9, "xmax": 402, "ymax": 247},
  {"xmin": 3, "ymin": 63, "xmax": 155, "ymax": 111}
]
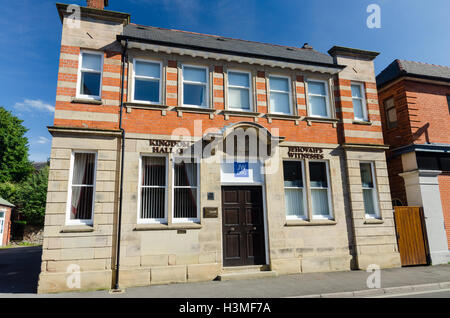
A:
[{"xmin": 114, "ymin": 39, "xmax": 128, "ymax": 291}]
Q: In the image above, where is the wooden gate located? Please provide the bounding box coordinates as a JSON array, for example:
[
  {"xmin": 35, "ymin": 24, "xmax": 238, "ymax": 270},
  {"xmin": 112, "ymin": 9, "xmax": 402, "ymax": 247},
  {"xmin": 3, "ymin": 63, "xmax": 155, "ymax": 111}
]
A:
[{"xmin": 394, "ymin": 206, "xmax": 429, "ymax": 266}]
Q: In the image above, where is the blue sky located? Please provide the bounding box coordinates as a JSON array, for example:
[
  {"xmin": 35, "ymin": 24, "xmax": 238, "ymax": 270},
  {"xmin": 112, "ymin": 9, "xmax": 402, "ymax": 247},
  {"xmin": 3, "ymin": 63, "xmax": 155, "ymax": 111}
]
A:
[{"xmin": 1, "ymin": 0, "xmax": 449, "ymax": 162}]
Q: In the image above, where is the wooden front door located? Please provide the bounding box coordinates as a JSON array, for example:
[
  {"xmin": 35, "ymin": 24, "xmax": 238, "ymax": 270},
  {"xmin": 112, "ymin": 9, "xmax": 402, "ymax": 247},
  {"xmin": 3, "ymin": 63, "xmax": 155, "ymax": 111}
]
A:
[
  {"xmin": 222, "ymin": 186, "xmax": 266, "ymax": 267},
  {"xmin": 394, "ymin": 206, "xmax": 430, "ymax": 266}
]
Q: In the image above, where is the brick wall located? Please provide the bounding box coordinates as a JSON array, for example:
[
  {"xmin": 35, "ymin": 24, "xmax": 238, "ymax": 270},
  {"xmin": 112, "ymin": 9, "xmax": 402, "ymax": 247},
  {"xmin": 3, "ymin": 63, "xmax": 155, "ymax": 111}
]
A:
[
  {"xmin": 55, "ymin": 52, "xmax": 390, "ymax": 146},
  {"xmin": 438, "ymin": 173, "xmax": 450, "ymax": 249},
  {"xmin": 404, "ymin": 80, "xmax": 450, "ymax": 145}
]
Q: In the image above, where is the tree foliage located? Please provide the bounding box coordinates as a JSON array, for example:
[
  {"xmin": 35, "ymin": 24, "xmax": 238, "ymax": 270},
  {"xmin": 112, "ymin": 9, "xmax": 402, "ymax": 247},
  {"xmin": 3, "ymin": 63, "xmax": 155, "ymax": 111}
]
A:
[
  {"xmin": 0, "ymin": 107, "xmax": 34, "ymax": 183},
  {"xmin": 0, "ymin": 166, "xmax": 49, "ymax": 226},
  {"xmin": 0, "ymin": 106, "xmax": 47, "ymax": 226}
]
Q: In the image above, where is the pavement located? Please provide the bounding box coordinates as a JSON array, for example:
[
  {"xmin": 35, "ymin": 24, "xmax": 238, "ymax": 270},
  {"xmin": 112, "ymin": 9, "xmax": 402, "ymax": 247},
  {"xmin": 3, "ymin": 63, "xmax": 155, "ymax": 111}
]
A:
[{"xmin": 0, "ymin": 246, "xmax": 449, "ymax": 298}]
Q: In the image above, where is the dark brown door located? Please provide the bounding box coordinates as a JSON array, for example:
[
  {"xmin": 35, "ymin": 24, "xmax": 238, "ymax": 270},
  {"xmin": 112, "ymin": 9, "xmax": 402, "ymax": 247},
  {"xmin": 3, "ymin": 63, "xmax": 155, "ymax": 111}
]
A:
[
  {"xmin": 394, "ymin": 206, "xmax": 430, "ymax": 266},
  {"xmin": 222, "ymin": 186, "xmax": 266, "ymax": 267}
]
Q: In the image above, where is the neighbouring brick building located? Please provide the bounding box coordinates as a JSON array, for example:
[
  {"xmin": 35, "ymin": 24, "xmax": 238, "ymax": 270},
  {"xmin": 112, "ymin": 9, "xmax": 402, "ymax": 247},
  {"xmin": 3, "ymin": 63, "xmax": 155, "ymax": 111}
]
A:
[
  {"xmin": 377, "ymin": 59, "xmax": 450, "ymax": 265},
  {"xmin": 38, "ymin": 0, "xmax": 402, "ymax": 293},
  {"xmin": 0, "ymin": 197, "xmax": 14, "ymax": 247}
]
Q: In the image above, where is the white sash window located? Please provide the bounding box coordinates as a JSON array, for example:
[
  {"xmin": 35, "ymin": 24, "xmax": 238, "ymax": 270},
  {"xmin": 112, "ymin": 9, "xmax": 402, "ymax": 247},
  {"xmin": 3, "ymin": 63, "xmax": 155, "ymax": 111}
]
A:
[
  {"xmin": 133, "ymin": 59, "xmax": 162, "ymax": 104},
  {"xmin": 309, "ymin": 161, "xmax": 333, "ymax": 219},
  {"xmin": 269, "ymin": 76, "xmax": 292, "ymax": 114},
  {"xmin": 139, "ymin": 156, "xmax": 167, "ymax": 223},
  {"xmin": 283, "ymin": 161, "xmax": 307, "ymax": 219},
  {"xmin": 351, "ymin": 83, "xmax": 368, "ymax": 121},
  {"xmin": 307, "ymin": 80, "xmax": 331, "ymax": 118},
  {"xmin": 66, "ymin": 152, "xmax": 97, "ymax": 225},
  {"xmin": 173, "ymin": 158, "xmax": 199, "ymax": 222},
  {"xmin": 77, "ymin": 51, "xmax": 103, "ymax": 100},
  {"xmin": 360, "ymin": 162, "xmax": 380, "ymax": 218}
]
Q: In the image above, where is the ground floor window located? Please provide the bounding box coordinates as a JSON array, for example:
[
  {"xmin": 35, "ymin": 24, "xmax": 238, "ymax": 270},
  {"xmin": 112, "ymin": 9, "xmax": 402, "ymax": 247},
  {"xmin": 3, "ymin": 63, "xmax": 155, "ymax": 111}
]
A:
[
  {"xmin": 173, "ymin": 158, "xmax": 199, "ymax": 222},
  {"xmin": 283, "ymin": 161, "xmax": 307, "ymax": 219},
  {"xmin": 309, "ymin": 161, "xmax": 332, "ymax": 219},
  {"xmin": 282, "ymin": 160, "xmax": 333, "ymax": 220},
  {"xmin": 139, "ymin": 156, "xmax": 167, "ymax": 223},
  {"xmin": 360, "ymin": 162, "xmax": 380, "ymax": 218},
  {"xmin": 67, "ymin": 152, "xmax": 97, "ymax": 225}
]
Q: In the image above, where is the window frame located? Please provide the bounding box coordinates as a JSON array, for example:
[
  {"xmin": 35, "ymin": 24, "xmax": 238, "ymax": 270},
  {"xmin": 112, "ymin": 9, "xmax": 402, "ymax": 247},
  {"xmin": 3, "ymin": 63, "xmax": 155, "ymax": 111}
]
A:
[
  {"xmin": 132, "ymin": 58, "xmax": 163, "ymax": 105},
  {"xmin": 172, "ymin": 157, "xmax": 201, "ymax": 223},
  {"xmin": 351, "ymin": 82, "xmax": 368, "ymax": 121},
  {"xmin": 360, "ymin": 161, "xmax": 381, "ymax": 219},
  {"xmin": 309, "ymin": 160, "xmax": 333, "ymax": 220},
  {"xmin": 283, "ymin": 159, "xmax": 308, "ymax": 220},
  {"xmin": 65, "ymin": 150, "xmax": 98, "ymax": 226},
  {"xmin": 306, "ymin": 79, "xmax": 331, "ymax": 118},
  {"xmin": 226, "ymin": 69, "xmax": 253, "ymax": 112},
  {"xmin": 384, "ymin": 97, "xmax": 397, "ymax": 129},
  {"xmin": 268, "ymin": 75, "xmax": 293, "ymax": 115},
  {"xmin": 137, "ymin": 154, "xmax": 169, "ymax": 224},
  {"xmin": 181, "ymin": 64, "xmax": 210, "ymax": 108},
  {"xmin": 76, "ymin": 50, "xmax": 104, "ymax": 100}
]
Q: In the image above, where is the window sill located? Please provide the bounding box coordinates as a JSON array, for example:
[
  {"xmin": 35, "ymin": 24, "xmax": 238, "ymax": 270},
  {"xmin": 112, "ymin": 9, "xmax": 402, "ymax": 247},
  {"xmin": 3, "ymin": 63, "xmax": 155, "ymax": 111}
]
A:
[
  {"xmin": 177, "ymin": 106, "xmax": 216, "ymax": 113},
  {"xmin": 304, "ymin": 117, "xmax": 339, "ymax": 127},
  {"xmin": 71, "ymin": 97, "xmax": 103, "ymax": 105},
  {"xmin": 265, "ymin": 113, "xmax": 301, "ymax": 123},
  {"xmin": 364, "ymin": 218, "xmax": 384, "ymax": 224},
  {"xmin": 285, "ymin": 219, "xmax": 337, "ymax": 226},
  {"xmin": 124, "ymin": 102, "xmax": 169, "ymax": 110},
  {"xmin": 222, "ymin": 110, "xmax": 261, "ymax": 118},
  {"xmin": 134, "ymin": 223, "xmax": 202, "ymax": 231},
  {"xmin": 60, "ymin": 225, "xmax": 94, "ymax": 233},
  {"xmin": 352, "ymin": 120, "xmax": 372, "ymax": 126}
]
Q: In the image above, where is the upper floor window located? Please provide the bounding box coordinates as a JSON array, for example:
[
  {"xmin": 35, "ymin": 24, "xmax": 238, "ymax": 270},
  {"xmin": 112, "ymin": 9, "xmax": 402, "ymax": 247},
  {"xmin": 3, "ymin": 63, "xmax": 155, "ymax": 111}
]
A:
[
  {"xmin": 182, "ymin": 65, "xmax": 209, "ymax": 108},
  {"xmin": 351, "ymin": 83, "xmax": 368, "ymax": 121},
  {"xmin": 133, "ymin": 59, "xmax": 162, "ymax": 104},
  {"xmin": 67, "ymin": 151, "xmax": 97, "ymax": 226},
  {"xmin": 228, "ymin": 71, "xmax": 252, "ymax": 111},
  {"xmin": 269, "ymin": 76, "xmax": 292, "ymax": 115},
  {"xmin": 384, "ymin": 97, "xmax": 397, "ymax": 129},
  {"xmin": 360, "ymin": 162, "xmax": 380, "ymax": 219},
  {"xmin": 77, "ymin": 51, "xmax": 103, "ymax": 100},
  {"xmin": 307, "ymin": 80, "xmax": 331, "ymax": 118}
]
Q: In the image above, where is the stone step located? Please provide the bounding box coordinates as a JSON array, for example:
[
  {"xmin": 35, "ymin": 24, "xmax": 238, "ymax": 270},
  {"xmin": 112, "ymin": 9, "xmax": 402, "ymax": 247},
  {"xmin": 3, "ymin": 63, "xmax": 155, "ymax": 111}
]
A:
[
  {"xmin": 221, "ymin": 265, "xmax": 270, "ymax": 273},
  {"xmin": 217, "ymin": 270, "xmax": 277, "ymax": 281}
]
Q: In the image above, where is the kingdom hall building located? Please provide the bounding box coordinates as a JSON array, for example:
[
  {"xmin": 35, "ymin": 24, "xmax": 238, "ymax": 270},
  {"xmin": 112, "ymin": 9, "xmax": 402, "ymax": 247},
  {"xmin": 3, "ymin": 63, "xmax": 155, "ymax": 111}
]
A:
[{"xmin": 39, "ymin": 0, "xmax": 401, "ymax": 293}]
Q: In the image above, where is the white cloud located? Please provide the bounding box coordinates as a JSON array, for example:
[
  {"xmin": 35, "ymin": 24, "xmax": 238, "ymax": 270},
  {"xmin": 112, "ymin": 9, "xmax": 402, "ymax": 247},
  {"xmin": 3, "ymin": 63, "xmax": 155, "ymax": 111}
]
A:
[
  {"xmin": 14, "ymin": 99, "xmax": 54, "ymax": 113},
  {"xmin": 37, "ymin": 136, "xmax": 50, "ymax": 144}
]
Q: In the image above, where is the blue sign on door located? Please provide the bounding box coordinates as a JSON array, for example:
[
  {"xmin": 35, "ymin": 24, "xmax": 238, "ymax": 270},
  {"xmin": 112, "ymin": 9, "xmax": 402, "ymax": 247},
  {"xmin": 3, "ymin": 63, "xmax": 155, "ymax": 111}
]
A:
[{"xmin": 234, "ymin": 162, "xmax": 249, "ymax": 178}]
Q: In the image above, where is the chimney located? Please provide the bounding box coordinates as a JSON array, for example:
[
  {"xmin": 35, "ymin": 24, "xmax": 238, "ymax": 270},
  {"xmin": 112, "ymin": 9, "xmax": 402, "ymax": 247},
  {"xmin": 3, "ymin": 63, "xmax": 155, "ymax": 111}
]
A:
[{"xmin": 86, "ymin": 0, "xmax": 108, "ymax": 10}]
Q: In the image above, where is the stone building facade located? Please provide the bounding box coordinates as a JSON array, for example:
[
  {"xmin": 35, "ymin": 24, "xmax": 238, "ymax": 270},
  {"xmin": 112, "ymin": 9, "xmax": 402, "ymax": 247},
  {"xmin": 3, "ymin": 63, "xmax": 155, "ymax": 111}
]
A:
[
  {"xmin": 38, "ymin": 1, "xmax": 401, "ymax": 293},
  {"xmin": 377, "ymin": 59, "xmax": 450, "ymax": 265}
]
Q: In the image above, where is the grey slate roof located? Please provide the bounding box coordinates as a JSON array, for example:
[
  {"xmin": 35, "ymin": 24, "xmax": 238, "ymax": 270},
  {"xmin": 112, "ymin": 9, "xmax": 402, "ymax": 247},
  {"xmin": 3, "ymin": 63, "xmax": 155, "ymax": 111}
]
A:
[
  {"xmin": 377, "ymin": 59, "xmax": 450, "ymax": 87},
  {"xmin": 0, "ymin": 197, "xmax": 14, "ymax": 208},
  {"xmin": 120, "ymin": 24, "xmax": 339, "ymax": 68}
]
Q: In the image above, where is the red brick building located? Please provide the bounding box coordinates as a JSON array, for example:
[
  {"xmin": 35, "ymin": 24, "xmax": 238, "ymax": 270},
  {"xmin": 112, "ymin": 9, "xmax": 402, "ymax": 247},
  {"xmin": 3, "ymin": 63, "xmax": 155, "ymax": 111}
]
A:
[
  {"xmin": 377, "ymin": 59, "xmax": 450, "ymax": 265},
  {"xmin": 0, "ymin": 197, "xmax": 14, "ymax": 247},
  {"xmin": 38, "ymin": 0, "xmax": 402, "ymax": 292}
]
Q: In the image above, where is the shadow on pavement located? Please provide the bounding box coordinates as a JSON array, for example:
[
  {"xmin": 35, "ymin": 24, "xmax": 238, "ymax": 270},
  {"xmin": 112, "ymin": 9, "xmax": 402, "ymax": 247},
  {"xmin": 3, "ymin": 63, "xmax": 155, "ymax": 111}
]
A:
[{"xmin": 0, "ymin": 246, "xmax": 42, "ymax": 294}]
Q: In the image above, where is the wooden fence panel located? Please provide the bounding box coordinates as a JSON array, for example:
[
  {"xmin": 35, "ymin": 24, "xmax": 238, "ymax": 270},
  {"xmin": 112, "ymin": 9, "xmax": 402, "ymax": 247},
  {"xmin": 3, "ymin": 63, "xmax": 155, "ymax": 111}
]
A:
[{"xmin": 394, "ymin": 206, "xmax": 429, "ymax": 266}]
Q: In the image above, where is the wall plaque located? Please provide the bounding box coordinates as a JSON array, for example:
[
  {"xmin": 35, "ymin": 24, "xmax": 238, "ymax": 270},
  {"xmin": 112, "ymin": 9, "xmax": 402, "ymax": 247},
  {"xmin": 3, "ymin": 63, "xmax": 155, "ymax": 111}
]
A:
[{"xmin": 204, "ymin": 207, "xmax": 218, "ymax": 218}]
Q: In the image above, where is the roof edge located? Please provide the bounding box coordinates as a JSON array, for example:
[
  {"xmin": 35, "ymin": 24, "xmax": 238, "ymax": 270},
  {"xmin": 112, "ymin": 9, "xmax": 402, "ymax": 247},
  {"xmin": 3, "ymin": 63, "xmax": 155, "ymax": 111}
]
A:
[
  {"xmin": 328, "ymin": 46, "xmax": 380, "ymax": 61},
  {"xmin": 118, "ymin": 35, "xmax": 346, "ymax": 70}
]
